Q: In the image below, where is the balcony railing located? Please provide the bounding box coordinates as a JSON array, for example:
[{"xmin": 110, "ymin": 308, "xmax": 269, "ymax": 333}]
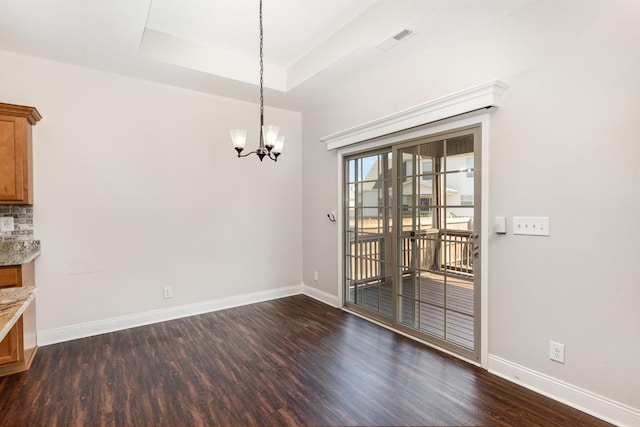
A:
[
  {"xmin": 347, "ymin": 229, "xmax": 474, "ymax": 284},
  {"xmin": 347, "ymin": 234, "xmax": 386, "ymax": 284},
  {"xmin": 402, "ymin": 229, "xmax": 474, "ymax": 276},
  {"xmin": 440, "ymin": 229, "xmax": 474, "ymax": 275}
]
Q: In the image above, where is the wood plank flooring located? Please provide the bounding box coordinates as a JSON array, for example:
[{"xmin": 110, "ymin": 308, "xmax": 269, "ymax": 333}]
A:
[{"xmin": 0, "ymin": 295, "xmax": 612, "ymax": 426}]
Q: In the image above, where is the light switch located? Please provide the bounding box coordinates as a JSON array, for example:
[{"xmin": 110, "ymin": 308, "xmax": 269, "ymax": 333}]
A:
[
  {"xmin": 513, "ymin": 217, "xmax": 549, "ymax": 236},
  {"xmin": 494, "ymin": 216, "xmax": 507, "ymax": 234}
]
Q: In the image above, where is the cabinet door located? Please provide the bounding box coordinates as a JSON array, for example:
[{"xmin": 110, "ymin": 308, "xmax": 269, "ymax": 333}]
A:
[
  {"xmin": 0, "ymin": 263, "xmax": 32, "ymax": 368},
  {"xmin": 0, "ymin": 115, "xmax": 29, "ymax": 203},
  {"xmin": 0, "ymin": 266, "xmax": 19, "ymax": 289},
  {"xmin": 0, "ymin": 320, "xmax": 22, "ymax": 365}
]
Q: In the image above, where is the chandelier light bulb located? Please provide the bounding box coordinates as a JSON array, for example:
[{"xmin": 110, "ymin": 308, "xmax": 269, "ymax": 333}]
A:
[
  {"xmin": 229, "ymin": 129, "xmax": 247, "ymax": 149},
  {"xmin": 262, "ymin": 125, "xmax": 280, "ymax": 148},
  {"xmin": 273, "ymin": 136, "xmax": 284, "ymax": 154}
]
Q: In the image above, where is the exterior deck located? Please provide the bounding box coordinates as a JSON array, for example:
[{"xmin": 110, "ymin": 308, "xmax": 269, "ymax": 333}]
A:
[{"xmin": 349, "ymin": 272, "xmax": 474, "ymax": 350}]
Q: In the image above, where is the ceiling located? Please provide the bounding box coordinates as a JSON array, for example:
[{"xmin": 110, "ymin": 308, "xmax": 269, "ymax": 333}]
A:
[{"xmin": 0, "ymin": 0, "xmax": 530, "ymax": 111}]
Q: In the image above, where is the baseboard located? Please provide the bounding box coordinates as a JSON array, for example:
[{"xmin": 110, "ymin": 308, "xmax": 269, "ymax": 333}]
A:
[
  {"xmin": 38, "ymin": 284, "xmax": 304, "ymax": 346},
  {"xmin": 488, "ymin": 355, "xmax": 640, "ymax": 427},
  {"xmin": 301, "ymin": 283, "xmax": 339, "ymax": 307}
]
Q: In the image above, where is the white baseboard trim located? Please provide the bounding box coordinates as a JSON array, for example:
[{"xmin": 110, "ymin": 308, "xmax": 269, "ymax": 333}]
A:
[
  {"xmin": 38, "ymin": 284, "xmax": 304, "ymax": 346},
  {"xmin": 301, "ymin": 283, "xmax": 339, "ymax": 307},
  {"xmin": 488, "ymin": 355, "xmax": 640, "ymax": 427}
]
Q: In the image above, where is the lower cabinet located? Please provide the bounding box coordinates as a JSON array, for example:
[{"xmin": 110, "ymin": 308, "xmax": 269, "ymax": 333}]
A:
[
  {"xmin": 0, "ymin": 319, "xmax": 22, "ymax": 366},
  {"xmin": 0, "ymin": 261, "xmax": 36, "ymax": 376}
]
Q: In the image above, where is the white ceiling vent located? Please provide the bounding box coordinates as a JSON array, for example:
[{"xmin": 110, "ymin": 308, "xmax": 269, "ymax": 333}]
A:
[
  {"xmin": 393, "ymin": 29, "xmax": 413, "ymax": 41},
  {"xmin": 376, "ymin": 28, "xmax": 414, "ymax": 51}
]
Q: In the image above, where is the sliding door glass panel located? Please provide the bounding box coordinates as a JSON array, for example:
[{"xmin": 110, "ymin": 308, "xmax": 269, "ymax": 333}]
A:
[
  {"xmin": 395, "ymin": 129, "xmax": 479, "ymax": 355},
  {"xmin": 344, "ymin": 151, "xmax": 393, "ymax": 320}
]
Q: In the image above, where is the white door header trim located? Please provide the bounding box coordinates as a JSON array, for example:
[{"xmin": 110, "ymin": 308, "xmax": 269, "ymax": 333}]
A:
[{"xmin": 321, "ymin": 79, "xmax": 507, "ymax": 150}]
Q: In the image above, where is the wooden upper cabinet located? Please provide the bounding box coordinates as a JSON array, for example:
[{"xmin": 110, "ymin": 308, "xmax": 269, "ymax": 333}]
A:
[{"xmin": 0, "ymin": 103, "xmax": 42, "ymax": 204}]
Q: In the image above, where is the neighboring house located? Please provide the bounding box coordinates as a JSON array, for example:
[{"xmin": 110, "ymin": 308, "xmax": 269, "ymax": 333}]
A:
[{"xmin": 351, "ymin": 154, "xmax": 474, "ymax": 230}]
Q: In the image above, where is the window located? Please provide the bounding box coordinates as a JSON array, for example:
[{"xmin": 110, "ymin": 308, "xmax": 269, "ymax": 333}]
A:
[
  {"xmin": 461, "ymin": 195, "xmax": 473, "ymax": 206},
  {"xmin": 421, "ymin": 161, "xmax": 433, "ymax": 181},
  {"xmin": 420, "ymin": 196, "xmax": 433, "ymax": 216}
]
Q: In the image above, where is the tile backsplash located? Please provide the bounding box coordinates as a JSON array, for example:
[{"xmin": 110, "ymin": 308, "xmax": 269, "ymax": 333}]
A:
[{"xmin": 0, "ymin": 205, "xmax": 34, "ymax": 241}]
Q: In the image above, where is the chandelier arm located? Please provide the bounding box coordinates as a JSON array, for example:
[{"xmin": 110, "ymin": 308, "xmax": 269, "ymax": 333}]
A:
[
  {"xmin": 237, "ymin": 151, "xmax": 255, "ymax": 158},
  {"xmin": 237, "ymin": 150, "xmax": 278, "ymax": 162},
  {"xmin": 237, "ymin": 150, "xmax": 259, "ymax": 158}
]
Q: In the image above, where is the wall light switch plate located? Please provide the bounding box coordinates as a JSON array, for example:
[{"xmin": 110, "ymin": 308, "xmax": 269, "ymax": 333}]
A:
[
  {"xmin": 513, "ymin": 217, "xmax": 549, "ymax": 236},
  {"xmin": 0, "ymin": 217, "xmax": 14, "ymax": 232}
]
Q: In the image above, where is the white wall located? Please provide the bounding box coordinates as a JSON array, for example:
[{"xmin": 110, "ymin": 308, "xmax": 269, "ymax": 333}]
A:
[
  {"xmin": 0, "ymin": 50, "xmax": 302, "ymax": 335},
  {"xmin": 302, "ymin": 0, "xmax": 640, "ymax": 421}
]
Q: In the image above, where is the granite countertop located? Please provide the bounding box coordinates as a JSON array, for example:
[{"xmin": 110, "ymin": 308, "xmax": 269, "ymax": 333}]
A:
[
  {"xmin": 0, "ymin": 286, "xmax": 36, "ymax": 342},
  {"xmin": 0, "ymin": 240, "xmax": 41, "ymax": 266}
]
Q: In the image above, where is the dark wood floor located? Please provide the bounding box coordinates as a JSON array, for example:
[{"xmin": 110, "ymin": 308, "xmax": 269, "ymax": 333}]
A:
[{"xmin": 0, "ymin": 295, "xmax": 611, "ymax": 427}]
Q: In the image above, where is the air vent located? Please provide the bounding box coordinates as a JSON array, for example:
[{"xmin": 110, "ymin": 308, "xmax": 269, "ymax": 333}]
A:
[
  {"xmin": 376, "ymin": 28, "xmax": 415, "ymax": 51},
  {"xmin": 393, "ymin": 29, "xmax": 413, "ymax": 41}
]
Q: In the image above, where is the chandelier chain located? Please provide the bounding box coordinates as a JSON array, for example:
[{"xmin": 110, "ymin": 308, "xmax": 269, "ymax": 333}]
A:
[{"xmin": 259, "ymin": 0, "xmax": 264, "ymax": 126}]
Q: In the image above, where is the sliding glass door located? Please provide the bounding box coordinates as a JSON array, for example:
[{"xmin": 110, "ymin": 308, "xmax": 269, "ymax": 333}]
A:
[
  {"xmin": 344, "ymin": 126, "xmax": 481, "ymax": 360},
  {"xmin": 395, "ymin": 127, "xmax": 480, "ymax": 359},
  {"xmin": 344, "ymin": 150, "xmax": 393, "ymax": 322}
]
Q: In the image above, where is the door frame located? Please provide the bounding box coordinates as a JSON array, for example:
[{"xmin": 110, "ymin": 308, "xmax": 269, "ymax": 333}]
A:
[{"xmin": 335, "ymin": 110, "xmax": 492, "ymax": 367}]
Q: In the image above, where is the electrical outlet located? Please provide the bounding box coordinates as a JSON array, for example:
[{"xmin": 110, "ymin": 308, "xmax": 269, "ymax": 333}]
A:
[
  {"xmin": 313, "ymin": 271, "xmax": 319, "ymax": 281},
  {"xmin": 163, "ymin": 286, "xmax": 172, "ymax": 299},
  {"xmin": 549, "ymin": 341, "xmax": 565, "ymax": 363},
  {"xmin": 0, "ymin": 217, "xmax": 14, "ymax": 232}
]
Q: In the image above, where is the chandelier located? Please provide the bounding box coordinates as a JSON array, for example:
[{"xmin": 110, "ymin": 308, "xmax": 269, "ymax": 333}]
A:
[{"xmin": 229, "ymin": 0, "xmax": 284, "ymax": 161}]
